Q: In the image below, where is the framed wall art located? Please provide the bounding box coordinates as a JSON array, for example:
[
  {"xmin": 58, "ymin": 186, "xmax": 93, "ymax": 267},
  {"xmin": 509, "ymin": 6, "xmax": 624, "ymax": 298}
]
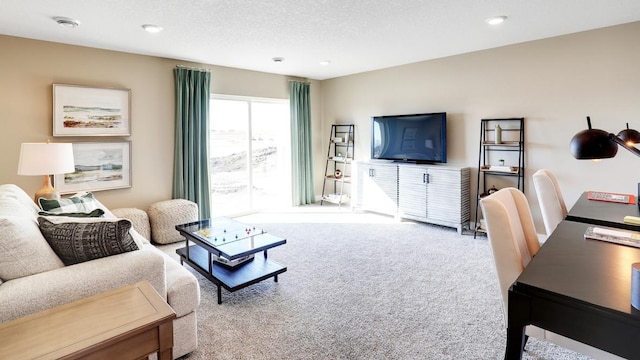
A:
[
  {"xmin": 53, "ymin": 84, "xmax": 131, "ymax": 137},
  {"xmin": 54, "ymin": 141, "xmax": 132, "ymax": 194}
]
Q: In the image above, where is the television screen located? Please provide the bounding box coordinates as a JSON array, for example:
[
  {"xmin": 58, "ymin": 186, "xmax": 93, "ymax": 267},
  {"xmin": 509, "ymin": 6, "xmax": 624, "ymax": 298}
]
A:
[{"xmin": 371, "ymin": 112, "xmax": 446, "ymax": 163}]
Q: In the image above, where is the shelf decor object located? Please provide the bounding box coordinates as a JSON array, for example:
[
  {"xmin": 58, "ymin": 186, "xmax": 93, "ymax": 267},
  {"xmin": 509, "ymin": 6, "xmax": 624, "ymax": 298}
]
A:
[
  {"xmin": 17, "ymin": 141, "xmax": 75, "ymax": 201},
  {"xmin": 53, "ymin": 84, "xmax": 131, "ymax": 137},
  {"xmin": 54, "ymin": 141, "xmax": 132, "ymax": 194},
  {"xmin": 570, "ymin": 116, "xmax": 640, "ymax": 160}
]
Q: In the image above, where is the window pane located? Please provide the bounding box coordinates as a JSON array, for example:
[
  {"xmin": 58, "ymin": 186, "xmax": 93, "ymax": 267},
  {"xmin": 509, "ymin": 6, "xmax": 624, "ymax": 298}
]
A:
[
  {"xmin": 209, "ymin": 97, "xmax": 291, "ymax": 216},
  {"xmin": 210, "ymin": 99, "xmax": 249, "ymax": 216},
  {"xmin": 251, "ymin": 101, "xmax": 291, "ymax": 210}
]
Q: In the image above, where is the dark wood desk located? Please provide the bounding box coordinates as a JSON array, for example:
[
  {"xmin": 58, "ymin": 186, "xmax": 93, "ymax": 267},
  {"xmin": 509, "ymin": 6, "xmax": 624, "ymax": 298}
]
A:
[
  {"xmin": 507, "ymin": 220, "xmax": 640, "ymax": 359},
  {"xmin": 566, "ymin": 191, "xmax": 640, "ymax": 231}
]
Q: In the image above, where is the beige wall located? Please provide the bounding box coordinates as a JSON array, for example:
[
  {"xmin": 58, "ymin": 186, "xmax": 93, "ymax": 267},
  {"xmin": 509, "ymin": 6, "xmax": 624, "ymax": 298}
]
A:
[
  {"xmin": 0, "ymin": 35, "xmax": 323, "ymax": 210},
  {"xmin": 2, "ymin": 21, "xmax": 639, "ymax": 233},
  {"xmin": 320, "ymin": 21, "xmax": 640, "ymax": 233}
]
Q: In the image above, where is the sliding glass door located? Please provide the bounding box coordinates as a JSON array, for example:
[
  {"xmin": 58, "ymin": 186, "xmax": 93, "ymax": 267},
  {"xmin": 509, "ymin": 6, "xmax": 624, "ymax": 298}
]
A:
[{"xmin": 209, "ymin": 96, "xmax": 291, "ymax": 216}]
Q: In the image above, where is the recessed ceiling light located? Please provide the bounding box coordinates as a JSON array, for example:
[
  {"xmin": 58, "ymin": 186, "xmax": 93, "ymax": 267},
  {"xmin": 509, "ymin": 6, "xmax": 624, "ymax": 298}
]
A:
[
  {"xmin": 53, "ymin": 17, "xmax": 80, "ymax": 28},
  {"xmin": 320, "ymin": 60, "xmax": 331, "ymax": 66},
  {"xmin": 142, "ymin": 24, "xmax": 163, "ymax": 33},
  {"xmin": 485, "ymin": 15, "xmax": 507, "ymax": 25},
  {"xmin": 272, "ymin": 57, "xmax": 285, "ymax": 63}
]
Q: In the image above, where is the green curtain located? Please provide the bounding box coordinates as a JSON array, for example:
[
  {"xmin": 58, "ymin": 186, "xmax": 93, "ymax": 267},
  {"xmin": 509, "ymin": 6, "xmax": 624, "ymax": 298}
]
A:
[
  {"xmin": 173, "ymin": 67, "xmax": 211, "ymax": 218},
  {"xmin": 290, "ymin": 81, "xmax": 315, "ymax": 205}
]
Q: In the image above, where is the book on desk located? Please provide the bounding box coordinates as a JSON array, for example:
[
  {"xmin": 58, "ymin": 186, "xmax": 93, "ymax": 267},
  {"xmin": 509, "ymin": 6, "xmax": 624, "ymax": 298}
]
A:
[
  {"xmin": 584, "ymin": 226, "xmax": 640, "ymax": 248},
  {"xmin": 587, "ymin": 191, "xmax": 636, "ymax": 204}
]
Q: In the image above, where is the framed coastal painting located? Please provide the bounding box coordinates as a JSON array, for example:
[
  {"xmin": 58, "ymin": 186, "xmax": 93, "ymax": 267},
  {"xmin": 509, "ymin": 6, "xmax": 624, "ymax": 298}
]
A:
[
  {"xmin": 54, "ymin": 141, "xmax": 132, "ymax": 194},
  {"xmin": 53, "ymin": 84, "xmax": 131, "ymax": 136}
]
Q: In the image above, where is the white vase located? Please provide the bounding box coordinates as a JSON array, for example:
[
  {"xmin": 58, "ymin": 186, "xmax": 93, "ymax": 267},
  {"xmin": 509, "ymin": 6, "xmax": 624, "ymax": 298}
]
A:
[{"xmin": 495, "ymin": 125, "xmax": 502, "ymax": 144}]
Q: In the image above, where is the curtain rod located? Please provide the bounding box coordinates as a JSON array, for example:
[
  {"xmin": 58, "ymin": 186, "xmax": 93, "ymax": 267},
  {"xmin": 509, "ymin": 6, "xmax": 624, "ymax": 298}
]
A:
[
  {"xmin": 289, "ymin": 79, "xmax": 310, "ymax": 84},
  {"xmin": 176, "ymin": 65, "xmax": 211, "ymax": 72}
]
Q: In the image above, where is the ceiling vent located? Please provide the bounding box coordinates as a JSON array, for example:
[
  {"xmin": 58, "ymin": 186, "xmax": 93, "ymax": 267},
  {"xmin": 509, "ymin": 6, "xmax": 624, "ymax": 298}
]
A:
[{"xmin": 53, "ymin": 17, "xmax": 80, "ymax": 28}]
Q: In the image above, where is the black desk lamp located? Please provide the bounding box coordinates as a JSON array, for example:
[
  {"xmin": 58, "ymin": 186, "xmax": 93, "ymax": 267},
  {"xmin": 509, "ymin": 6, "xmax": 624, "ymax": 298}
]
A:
[
  {"xmin": 618, "ymin": 122, "xmax": 640, "ymax": 147},
  {"xmin": 571, "ymin": 117, "xmax": 640, "ymax": 208},
  {"xmin": 570, "ymin": 116, "xmax": 640, "ymax": 160}
]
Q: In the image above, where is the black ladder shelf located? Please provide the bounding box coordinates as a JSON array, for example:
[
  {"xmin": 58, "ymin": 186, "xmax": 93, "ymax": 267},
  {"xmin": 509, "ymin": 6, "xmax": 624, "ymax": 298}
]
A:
[{"xmin": 473, "ymin": 118, "xmax": 525, "ymax": 238}]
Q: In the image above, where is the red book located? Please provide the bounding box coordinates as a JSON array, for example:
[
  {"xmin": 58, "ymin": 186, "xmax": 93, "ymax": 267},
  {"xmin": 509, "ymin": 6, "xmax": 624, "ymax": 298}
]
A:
[{"xmin": 587, "ymin": 191, "xmax": 636, "ymax": 204}]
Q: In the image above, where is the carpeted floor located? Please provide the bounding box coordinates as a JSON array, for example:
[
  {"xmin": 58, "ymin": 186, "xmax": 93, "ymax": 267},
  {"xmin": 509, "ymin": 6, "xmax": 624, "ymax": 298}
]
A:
[{"xmin": 158, "ymin": 209, "xmax": 593, "ymax": 360}]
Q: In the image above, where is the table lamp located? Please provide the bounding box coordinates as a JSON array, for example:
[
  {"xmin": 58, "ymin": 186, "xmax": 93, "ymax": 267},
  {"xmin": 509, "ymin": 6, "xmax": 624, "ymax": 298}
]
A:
[{"xmin": 17, "ymin": 142, "xmax": 75, "ymax": 202}]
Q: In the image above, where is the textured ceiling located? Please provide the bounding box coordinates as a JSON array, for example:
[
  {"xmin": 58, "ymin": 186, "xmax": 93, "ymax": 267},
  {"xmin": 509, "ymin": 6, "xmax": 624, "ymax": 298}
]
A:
[{"xmin": 2, "ymin": 0, "xmax": 640, "ymax": 80}]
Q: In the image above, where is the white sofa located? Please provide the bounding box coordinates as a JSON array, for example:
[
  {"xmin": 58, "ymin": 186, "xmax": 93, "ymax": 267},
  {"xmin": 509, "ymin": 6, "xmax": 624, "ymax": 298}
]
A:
[{"xmin": 0, "ymin": 184, "xmax": 200, "ymax": 359}]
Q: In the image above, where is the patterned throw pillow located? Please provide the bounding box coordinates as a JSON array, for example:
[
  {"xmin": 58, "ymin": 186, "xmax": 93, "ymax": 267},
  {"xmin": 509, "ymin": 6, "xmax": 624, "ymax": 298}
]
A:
[
  {"xmin": 38, "ymin": 192, "xmax": 100, "ymax": 213},
  {"xmin": 37, "ymin": 217, "xmax": 139, "ymax": 266}
]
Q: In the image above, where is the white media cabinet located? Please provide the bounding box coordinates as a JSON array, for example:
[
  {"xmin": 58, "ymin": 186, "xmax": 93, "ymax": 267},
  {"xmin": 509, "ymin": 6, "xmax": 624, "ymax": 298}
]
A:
[{"xmin": 353, "ymin": 161, "xmax": 471, "ymax": 234}]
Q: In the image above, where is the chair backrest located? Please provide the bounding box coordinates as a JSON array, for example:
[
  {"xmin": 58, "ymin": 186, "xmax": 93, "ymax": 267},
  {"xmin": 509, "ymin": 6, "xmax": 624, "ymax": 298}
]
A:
[
  {"xmin": 480, "ymin": 187, "xmax": 540, "ymax": 325},
  {"xmin": 532, "ymin": 169, "xmax": 568, "ymax": 235}
]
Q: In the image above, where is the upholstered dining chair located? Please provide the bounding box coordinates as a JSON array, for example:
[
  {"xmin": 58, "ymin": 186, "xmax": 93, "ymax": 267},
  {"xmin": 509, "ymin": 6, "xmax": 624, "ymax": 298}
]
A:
[
  {"xmin": 480, "ymin": 187, "xmax": 623, "ymax": 359},
  {"xmin": 532, "ymin": 169, "xmax": 568, "ymax": 235},
  {"xmin": 480, "ymin": 187, "xmax": 539, "ymax": 318}
]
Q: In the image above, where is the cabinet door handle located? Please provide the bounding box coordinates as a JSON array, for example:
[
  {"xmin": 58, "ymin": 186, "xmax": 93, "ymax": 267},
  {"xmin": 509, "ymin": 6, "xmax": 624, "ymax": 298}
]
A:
[
  {"xmin": 426, "ymin": 173, "xmax": 430, "ymax": 184},
  {"xmin": 423, "ymin": 174, "xmax": 427, "ymax": 183}
]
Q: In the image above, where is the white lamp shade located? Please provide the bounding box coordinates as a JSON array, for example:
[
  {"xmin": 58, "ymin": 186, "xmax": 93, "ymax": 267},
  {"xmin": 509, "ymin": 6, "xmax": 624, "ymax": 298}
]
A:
[{"xmin": 18, "ymin": 143, "xmax": 75, "ymax": 175}]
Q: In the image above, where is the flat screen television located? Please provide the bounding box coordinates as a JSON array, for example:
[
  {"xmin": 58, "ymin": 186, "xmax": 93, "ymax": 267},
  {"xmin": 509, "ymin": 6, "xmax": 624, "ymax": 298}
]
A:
[{"xmin": 371, "ymin": 112, "xmax": 447, "ymax": 163}]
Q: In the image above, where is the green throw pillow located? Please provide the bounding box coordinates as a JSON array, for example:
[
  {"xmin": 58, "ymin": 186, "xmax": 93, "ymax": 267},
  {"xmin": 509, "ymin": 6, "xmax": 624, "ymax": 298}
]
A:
[
  {"xmin": 38, "ymin": 208, "xmax": 105, "ymax": 218},
  {"xmin": 38, "ymin": 192, "xmax": 99, "ymax": 213},
  {"xmin": 37, "ymin": 217, "xmax": 138, "ymax": 266}
]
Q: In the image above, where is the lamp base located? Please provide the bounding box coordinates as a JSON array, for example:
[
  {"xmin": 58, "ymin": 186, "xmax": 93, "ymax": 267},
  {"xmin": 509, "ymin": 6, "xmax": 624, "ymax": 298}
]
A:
[{"xmin": 34, "ymin": 175, "xmax": 60, "ymax": 203}]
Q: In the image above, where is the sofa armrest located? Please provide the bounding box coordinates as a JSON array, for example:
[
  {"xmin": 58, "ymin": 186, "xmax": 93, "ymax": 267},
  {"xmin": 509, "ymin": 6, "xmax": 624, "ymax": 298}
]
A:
[
  {"xmin": 164, "ymin": 253, "xmax": 200, "ymax": 317},
  {"xmin": 0, "ymin": 246, "xmax": 166, "ymax": 323}
]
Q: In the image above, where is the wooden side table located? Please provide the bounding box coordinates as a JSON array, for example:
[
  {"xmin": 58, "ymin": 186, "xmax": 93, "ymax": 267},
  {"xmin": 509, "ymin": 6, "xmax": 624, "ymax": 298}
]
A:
[{"xmin": 0, "ymin": 280, "xmax": 176, "ymax": 360}]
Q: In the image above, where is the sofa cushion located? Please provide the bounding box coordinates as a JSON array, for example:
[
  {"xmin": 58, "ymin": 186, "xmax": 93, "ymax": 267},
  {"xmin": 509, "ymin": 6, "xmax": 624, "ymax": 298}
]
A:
[
  {"xmin": 0, "ymin": 184, "xmax": 39, "ymax": 217},
  {"xmin": 0, "ymin": 196, "xmax": 38, "ymax": 219},
  {"xmin": 0, "ymin": 245, "xmax": 167, "ymax": 323},
  {"xmin": 37, "ymin": 217, "xmax": 138, "ymax": 266},
  {"xmin": 0, "ymin": 216, "xmax": 65, "ymax": 281},
  {"xmin": 38, "ymin": 192, "xmax": 100, "ymax": 214}
]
